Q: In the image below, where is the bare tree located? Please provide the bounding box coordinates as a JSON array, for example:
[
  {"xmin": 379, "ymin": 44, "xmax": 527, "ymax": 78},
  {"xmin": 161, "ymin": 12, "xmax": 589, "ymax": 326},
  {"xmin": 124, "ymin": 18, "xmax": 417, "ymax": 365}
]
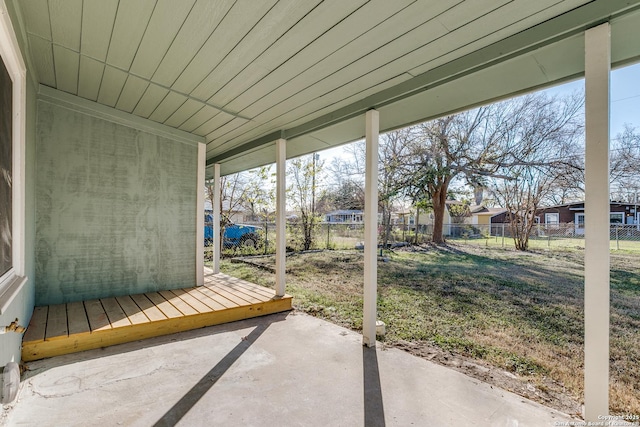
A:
[
  {"xmin": 400, "ymin": 106, "xmax": 504, "ymax": 243},
  {"xmin": 205, "ymin": 172, "xmax": 250, "ymax": 222},
  {"xmin": 243, "ymin": 166, "xmax": 275, "ymax": 222},
  {"xmin": 327, "ymin": 135, "xmax": 409, "ymax": 247},
  {"xmin": 398, "ymin": 92, "xmax": 583, "ymax": 247},
  {"xmin": 378, "ymin": 131, "xmax": 411, "ymax": 247},
  {"xmin": 288, "ymin": 153, "xmax": 324, "ymax": 251},
  {"xmin": 610, "ymin": 124, "xmax": 640, "ymax": 202},
  {"xmin": 489, "ymin": 93, "xmax": 584, "ymax": 250}
]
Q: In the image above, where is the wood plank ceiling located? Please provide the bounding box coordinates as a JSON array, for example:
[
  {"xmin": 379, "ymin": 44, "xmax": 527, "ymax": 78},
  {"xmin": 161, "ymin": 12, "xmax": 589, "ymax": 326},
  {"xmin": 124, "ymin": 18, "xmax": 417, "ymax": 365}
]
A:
[{"xmin": 16, "ymin": 0, "xmax": 634, "ymax": 173}]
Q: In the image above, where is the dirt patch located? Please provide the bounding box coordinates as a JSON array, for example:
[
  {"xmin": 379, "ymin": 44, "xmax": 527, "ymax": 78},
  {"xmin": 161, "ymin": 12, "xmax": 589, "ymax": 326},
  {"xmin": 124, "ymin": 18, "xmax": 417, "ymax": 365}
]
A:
[{"xmin": 389, "ymin": 338, "xmax": 582, "ymax": 417}]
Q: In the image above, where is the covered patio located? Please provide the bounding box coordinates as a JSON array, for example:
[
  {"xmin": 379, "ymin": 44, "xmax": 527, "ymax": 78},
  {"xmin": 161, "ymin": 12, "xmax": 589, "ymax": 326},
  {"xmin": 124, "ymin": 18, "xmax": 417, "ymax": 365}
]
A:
[
  {"xmin": 1, "ymin": 0, "xmax": 639, "ymax": 422},
  {"xmin": 6, "ymin": 313, "xmax": 572, "ymax": 426}
]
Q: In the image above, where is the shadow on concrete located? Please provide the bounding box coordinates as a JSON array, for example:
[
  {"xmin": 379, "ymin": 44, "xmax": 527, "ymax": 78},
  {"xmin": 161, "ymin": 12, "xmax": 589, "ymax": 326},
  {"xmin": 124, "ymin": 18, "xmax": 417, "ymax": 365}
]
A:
[
  {"xmin": 22, "ymin": 312, "xmax": 289, "ymax": 380},
  {"xmin": 363, "ymin": 345, "xmax": 386, "ymax": 427},
  {"xmin": 153, "ymin": 320, "xmax": 272, "ymax": 427}
]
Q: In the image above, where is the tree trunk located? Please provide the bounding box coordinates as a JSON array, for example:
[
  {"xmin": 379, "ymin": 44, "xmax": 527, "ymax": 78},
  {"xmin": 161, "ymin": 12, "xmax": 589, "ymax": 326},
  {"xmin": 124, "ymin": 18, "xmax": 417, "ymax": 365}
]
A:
[{"xmin": 431, "ymin": 187, "xmax": 448, "ymax": 244}]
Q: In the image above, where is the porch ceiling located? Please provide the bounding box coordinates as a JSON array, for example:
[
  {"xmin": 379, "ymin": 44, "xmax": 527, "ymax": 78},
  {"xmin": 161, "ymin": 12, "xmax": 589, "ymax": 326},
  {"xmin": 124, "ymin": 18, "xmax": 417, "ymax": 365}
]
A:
[{"xmin": 14, "ymin": 0, "xmax": 640, "ymax": 176}]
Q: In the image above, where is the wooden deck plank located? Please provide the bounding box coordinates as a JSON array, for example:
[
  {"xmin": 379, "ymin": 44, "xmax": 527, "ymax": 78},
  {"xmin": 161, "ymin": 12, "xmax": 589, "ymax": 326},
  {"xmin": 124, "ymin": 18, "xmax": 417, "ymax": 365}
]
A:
[
  {"xmin": 101, "ymin": 297, "xmax": 132, "ymax": 328},
  {"xmin": 130, "ymin": 293, "xmax": 167, "ymax": 322},
  {"xmin": 159, "ymin": 290, "xmax": 199, "ymax": 316},
  {"xmin": 21, "ymin": 277, "xmax": 293, "ymax": 362},
  {"xmin": 22, "ymin": 295, "xmax": 293, "ymax": 362},
  {"xmin": 145, "ymin": 292, "xmax": 183, "ymax": 319},
  {"xmin": 116, "ymin": 295, "xmax": 150, "ymax": 325},
  {"xmin": 204, "ymin": 284, "xmax": 253, "ymax": 306},
  {"xmin": 85, "ymin": 299, "xmax": 112, "ymax": 332},
  {"xmin": 213, "ymin": 283, "xmax": 265, "ymax": 304},
  {"xmin": 206, "ymin": 273, "xmax": 276, "ymax": 299},
  {"xmin": 66, "ymin": 301, "xmax": 90, "ymax": 335},
  {"xmin": 45, "ymin": 304, "xmax": 68, "ymax": 340},
  {"xmin": 230, "ymin": 280, "xmax": 276, "ymax": 299},
  {"xmin": 23, "ymin": 306, "xmax": 48, "ymax": 343},
  {"xmin": 170, "ymin": 288, "xmax": 214, "ymax": 314},
  {"xmin": 196, "ymin": 286, "xmax": 240, "ymax": 309},
  {"xmin": 219, "ymin": 280, "xmax": 274, "ymax": 302},
  {"xmin": 185, "ymin": 287, "xmax": 227, "ymax": 311}
]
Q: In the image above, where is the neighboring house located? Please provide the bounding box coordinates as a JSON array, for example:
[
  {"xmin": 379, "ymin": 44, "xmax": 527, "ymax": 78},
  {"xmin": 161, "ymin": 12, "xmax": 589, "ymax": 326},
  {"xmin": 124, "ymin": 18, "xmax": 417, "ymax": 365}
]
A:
[
  {"xmin": 395, "ymin": 210, "xmax": 432, "ymax": 231},
  {"xmin": 490, "ymin": 201, "xmax": 640, "ymax": 235},
  {"xmin": 325, "ymin": 210, "xmax": 363, "ymax": 223},
  {"xmin": 536, "ymin": 201, "xmax": 639, "ymax": 235},
  {"xmin": 419, "ymin": 201, "xmax": 468, "ymax": 235},
  {"xmin": 469, "ymin": 206, "xmax": 508, "ymax": 226}
]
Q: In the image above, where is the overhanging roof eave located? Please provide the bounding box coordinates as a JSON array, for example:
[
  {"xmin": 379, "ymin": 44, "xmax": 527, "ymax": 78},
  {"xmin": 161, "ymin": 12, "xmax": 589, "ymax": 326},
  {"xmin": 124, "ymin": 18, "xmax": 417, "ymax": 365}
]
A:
[{"xmin": 207, "ymin": 0, "xmax": 640, "ymax": 169}]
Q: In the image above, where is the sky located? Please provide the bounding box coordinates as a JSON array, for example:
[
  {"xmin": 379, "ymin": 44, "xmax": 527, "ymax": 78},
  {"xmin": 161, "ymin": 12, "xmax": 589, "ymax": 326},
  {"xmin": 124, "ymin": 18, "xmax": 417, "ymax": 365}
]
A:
[
  {"xmin": 545, "ymin": 61, "xmax": 640, "ymax": 138},
  {"xmin": 320, "ymin": 61, "xmax": 640, "ymax": 162}
]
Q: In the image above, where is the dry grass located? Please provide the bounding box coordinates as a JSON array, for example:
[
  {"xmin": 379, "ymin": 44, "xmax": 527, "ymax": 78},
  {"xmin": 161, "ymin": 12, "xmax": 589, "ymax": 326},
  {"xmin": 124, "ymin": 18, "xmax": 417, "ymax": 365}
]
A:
[{"xmin": 220, "ymin": 244, "xmax": 640, "ymax": 416}]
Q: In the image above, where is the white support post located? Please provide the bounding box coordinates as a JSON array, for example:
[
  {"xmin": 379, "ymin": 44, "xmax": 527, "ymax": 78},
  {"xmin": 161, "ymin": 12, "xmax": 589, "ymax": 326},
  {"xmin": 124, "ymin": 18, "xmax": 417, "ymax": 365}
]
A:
[
  {"xmin": 196, "ymin": 143, "xmax": 206, "ymax": 286},
  {"xmin": 275, "ymin": 138, "xmax": 286, "ymax": 297},
  {"xmin": 363, "ymin": 109, "xmax": 379, "ymax": 347},
  {"xmin": 584, "ymin": 23, "xmax": 611, "ymax": 421},
  {"xmin": 212, "ymin": 163, "xmax": 221, "ymax": 275}
]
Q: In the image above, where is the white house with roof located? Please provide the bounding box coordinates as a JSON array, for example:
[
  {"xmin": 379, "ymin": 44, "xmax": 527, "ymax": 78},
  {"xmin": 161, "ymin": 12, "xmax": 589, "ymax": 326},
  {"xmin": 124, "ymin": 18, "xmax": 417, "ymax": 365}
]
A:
[{"xmin": 325, "ymin": 209, "xmax": 364, "ymax": 224}]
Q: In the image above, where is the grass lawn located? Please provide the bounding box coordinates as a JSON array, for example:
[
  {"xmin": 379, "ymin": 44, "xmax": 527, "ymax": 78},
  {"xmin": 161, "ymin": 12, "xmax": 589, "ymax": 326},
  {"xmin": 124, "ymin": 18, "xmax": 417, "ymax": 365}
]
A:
[{"xmin": 220, "ymin": 244, "xmax": 640, "ymax": 416}]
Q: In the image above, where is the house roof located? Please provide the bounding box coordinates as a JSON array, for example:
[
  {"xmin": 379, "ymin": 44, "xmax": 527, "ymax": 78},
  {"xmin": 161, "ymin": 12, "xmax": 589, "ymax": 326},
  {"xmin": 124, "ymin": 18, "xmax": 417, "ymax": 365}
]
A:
[
  {"xmin": 539, "ymin": 200, "xmax": 639, "ymax": 211},
  {"xmin": 14, "ymin": 1, "xmax": 640, "ymax": 176},
  {"xmin": 473, "ymin": 208, "xmax": 508, "ymax": 216},
  {"xmin": 326, "ymin": 210, "xmax": 363, "ymax": 216}
]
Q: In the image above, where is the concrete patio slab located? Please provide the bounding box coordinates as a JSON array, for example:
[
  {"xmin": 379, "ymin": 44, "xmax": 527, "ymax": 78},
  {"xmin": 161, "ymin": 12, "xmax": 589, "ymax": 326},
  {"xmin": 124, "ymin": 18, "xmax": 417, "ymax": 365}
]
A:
[{"xmin": 3, "ymin": 312, "xmax": 573, "ymax": 426}]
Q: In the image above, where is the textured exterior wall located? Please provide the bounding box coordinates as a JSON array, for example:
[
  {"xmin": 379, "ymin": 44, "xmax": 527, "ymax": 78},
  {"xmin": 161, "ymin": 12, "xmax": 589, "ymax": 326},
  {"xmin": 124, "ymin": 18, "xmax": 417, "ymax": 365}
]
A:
[{"xmin": 35, "ymin": 100, "xmax": 197, "ymax": 305}]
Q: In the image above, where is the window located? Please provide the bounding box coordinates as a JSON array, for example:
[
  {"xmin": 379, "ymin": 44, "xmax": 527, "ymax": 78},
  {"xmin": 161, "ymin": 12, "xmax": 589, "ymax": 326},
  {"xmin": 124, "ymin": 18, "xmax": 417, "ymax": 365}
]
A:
[
  {"xmin": 0, "ymin": 55, "xmax": 11, "ymax": 278},
  {"xmin": 610, "ymin": 212, "xmax": 624, "ymax": 224},
  {"xmin": 545, "ymin": 213, "xmax": 560, "ymax": 226},
  {"xmin": 0, "ymin": 6, "xmax": 26, "ymax": 314}
]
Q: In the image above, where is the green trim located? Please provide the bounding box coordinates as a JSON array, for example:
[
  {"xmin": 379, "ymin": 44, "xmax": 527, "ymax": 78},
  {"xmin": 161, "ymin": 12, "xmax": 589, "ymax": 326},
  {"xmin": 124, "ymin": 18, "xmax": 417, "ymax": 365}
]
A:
[
  {"xmin": 207, "ymin": 130, "xmax": 284, "ymax": 165},
  {"xmin": 38, "ymin": 85, "xmax": 205, "ymax": 146}
]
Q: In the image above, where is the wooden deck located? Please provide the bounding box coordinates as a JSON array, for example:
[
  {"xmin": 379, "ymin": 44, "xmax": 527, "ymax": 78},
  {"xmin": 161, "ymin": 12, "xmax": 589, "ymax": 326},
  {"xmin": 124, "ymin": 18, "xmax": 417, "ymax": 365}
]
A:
[{"xmin": 22, "ymin": 273, "xmax": 292, "ymax": 362}]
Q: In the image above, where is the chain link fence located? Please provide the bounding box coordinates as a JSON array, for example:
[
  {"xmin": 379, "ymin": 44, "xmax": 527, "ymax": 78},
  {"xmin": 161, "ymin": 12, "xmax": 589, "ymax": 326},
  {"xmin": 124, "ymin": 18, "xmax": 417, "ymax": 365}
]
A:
[
  {"xmin": 204, "ymin": 220, "xmax": 640, "ymax": 264},
  {"xmin": 204, "ymin": 221, "xmax": 369, "ymax": 260},
  {"xmin": 418, "ymin": 223, "xmax": 640, "ymax": 251}
]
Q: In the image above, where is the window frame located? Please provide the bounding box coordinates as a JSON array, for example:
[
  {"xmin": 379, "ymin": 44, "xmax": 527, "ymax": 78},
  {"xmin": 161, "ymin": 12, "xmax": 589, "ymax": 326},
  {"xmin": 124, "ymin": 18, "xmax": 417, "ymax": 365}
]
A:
[
  {"xmin": 0, "ymin": 2, "xmax": 27, "ymax": 315},
  {"xmin": 545, "ymin": 213, "xmax": 560, "ymax": 226},
  {"xmin": 609, "ymin": 212, "xmax": 624, "ymax": 224}
]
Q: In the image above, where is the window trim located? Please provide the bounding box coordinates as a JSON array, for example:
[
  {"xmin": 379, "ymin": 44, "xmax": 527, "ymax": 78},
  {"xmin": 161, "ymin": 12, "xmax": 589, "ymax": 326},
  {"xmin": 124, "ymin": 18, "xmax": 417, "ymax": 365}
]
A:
[
  {"xmin": 0, "ymin": 1, "xmax": 27, "ymax": 314},
  {"xmin": 609, "ymin": 212, "xmax": 624, "ymax": 224},
  {"xmin": 545, "ymin": 212, "xmax": 560, "ymax": 225}
]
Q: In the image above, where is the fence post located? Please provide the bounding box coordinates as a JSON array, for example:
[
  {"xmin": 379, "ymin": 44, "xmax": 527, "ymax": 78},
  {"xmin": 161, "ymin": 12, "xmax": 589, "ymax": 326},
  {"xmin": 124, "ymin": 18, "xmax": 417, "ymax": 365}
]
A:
[
  {"xmin": 327, "ymin": 223, "xmax": 331, "ymax": 249},
  {"xmin": 615, "ymin": 225, "xmax": 619, "ymax": 250},
  {"xmin": 501, "ymin": 223, "xmax": 505, "ymax": 247},
  {"xmin": 264, "ymin": 221, "xmax": 268, "ymax": 255},
  {"xmin": 548, "ymin": 226, "xmax": 551, "ymax": 248},
  {"xmin": 402, "ymin": 219, "xmax": 407, "ymax": 242}
]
